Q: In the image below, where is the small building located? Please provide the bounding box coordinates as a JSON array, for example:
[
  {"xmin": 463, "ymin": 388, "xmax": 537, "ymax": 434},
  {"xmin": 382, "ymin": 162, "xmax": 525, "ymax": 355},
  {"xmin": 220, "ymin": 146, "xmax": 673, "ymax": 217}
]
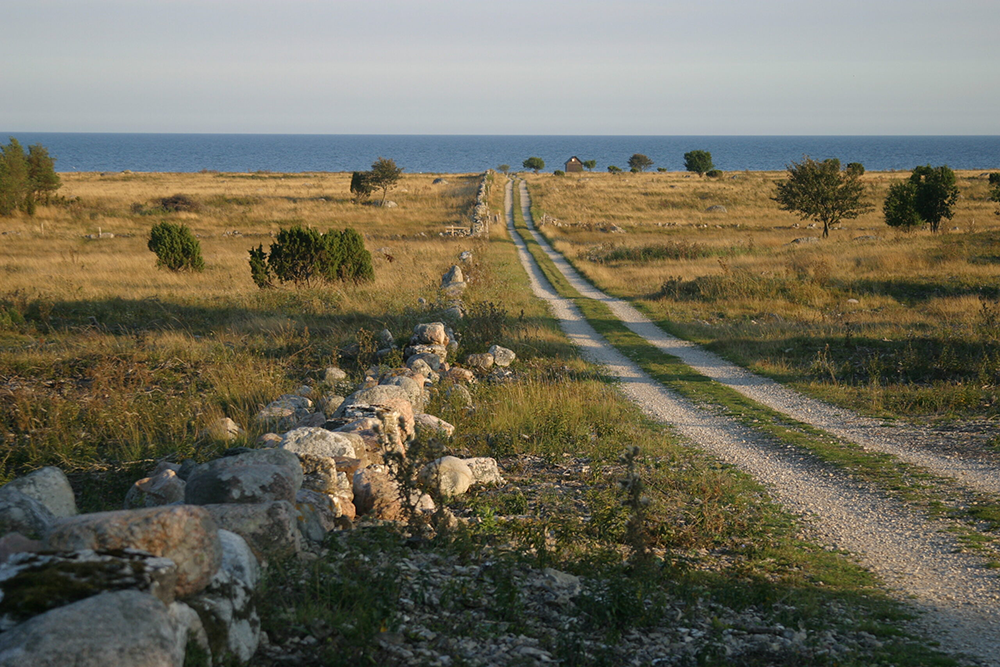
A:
[{"xmin": 564, "ymin": 156, "xmax": 584, "ymax": 173}]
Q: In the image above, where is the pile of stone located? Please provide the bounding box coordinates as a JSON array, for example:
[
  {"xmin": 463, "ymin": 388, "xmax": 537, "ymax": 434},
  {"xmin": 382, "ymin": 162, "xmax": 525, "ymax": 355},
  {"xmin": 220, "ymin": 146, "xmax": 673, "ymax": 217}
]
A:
[
  {"xmin": 0, "ymin": 319, "xmax": 518, "ymax": 666},
  {"xmin": 470, "ymin": 172, "xmax": 492, "ymax": 237}
]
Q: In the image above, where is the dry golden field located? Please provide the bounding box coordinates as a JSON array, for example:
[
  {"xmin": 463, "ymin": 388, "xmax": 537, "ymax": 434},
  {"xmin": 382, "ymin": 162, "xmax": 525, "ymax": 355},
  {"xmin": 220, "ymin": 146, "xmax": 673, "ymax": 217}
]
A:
[{"xmin": 524, "ymin": 169, "xmax": 1000, "ymax": 421}]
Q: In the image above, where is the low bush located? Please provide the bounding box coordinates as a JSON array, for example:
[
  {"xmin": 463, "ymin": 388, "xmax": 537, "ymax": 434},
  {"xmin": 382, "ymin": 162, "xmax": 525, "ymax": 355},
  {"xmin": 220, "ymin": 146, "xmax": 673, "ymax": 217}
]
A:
[
  {"xmin": 157, "ymin": 194, "xmax": 200, "ymax": 213},
  {"xmin": 251, "ymin": 225, "xmax": 374, "ymax": 287},
  {"xmin": 705, "ymin": 169, "xmax": 723, "ymax": 178},
  {"xmin": 147, "ymin": 221, "xmax": 204, "ymax": 272}
]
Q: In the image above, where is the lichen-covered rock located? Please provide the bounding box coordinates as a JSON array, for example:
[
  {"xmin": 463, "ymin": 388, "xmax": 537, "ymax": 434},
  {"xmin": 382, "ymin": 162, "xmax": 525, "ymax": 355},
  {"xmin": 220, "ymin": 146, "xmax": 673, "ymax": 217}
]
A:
[
  {"xmin": 0, "ymin": 590, "xmax": 206, "ymax": 667},
  {"xmin": 185, "ymin": 530, "xmax": 260, "ymax": 664},
  {"xmin": 412, "ymin": 322, "xmax": 449, "ymax": 346},
  {"xmin": 445, "ymin": 367, "xmax": 475, "ymax": 384},
  {"xmin": 445, "ymin": 384, "xmax": 474, "ymax": 408},
  {"xmin": 488, "ymin": 344, "xmax": 516, "ymax": 367},
  {"xmin": 464, "ymin": 457, "xmax": 504, "ymax": 485},
  {"xmin": 352, "ymin": 467, "xmax": 434, "ymax": 521},
  {"xmin": 0, "ymin": 489, "xmax": 55, "ymax": 540},
  {"xmin": 295, "ymin": 489, "xmax": 341, "ymax": 543},
  {"xmin": 406, "ymin": 357, "xmax": 439, "ymax": 381},
  {"xmin": 341, "ymin": 384, "xmax": 411, "ymax": 410},
  {"xmin": 44, "ymin": 505, "xmax": 222, "ymax": 598},
  {"xmin": 407, "ymin": 353, "xmax": 443, "ymax": 373},
  {"xmin": 440, "ymin": 266, "xmax": 464, "ymax": 288},
  {"xmin": 124, "ymin": 464, "xmax": 186, "ymax": 509},
  {"xmin": 380, "ymin": 375, "xmax": 426, "ymax": 411},
  {"xmin": 185, "ymin": 448, "xmax": 303, "ymax": 506},
  {"xmin": 323, "ymin": 366, "xmax": 348, "ymax": 384},
  {"xmin": 204, "ymin": 501, "xmax": 300, "ymax": 562},
  {"xmin": 254, "ymin": 394, "xmax": 313, "ymax": 431},
  {"xmin": 280, "ymin": 427, "xmax": 357, "ymax": 460},
  {"xmin": 297, "ymin": 453, "xmax": 353, "ymax": 499},
  {"xmin": 419, "ymin": 456, "xmax": 474, "ymax": 498},
  {"xmin": 1, "ymin": 467, "xmax": 77, "ymax": 518},
  {"xmin": 0, "ymin": 533, "xmax": 41, "ymax": 564},
  {"xmin": 0, "ymin": 550, "xmax": 179, "ymax": 630},
  {"xmin": 465, "ymin": 353, "xmax": 494, "ymax": 372},
  {"xmin": 413, "ymin": 413, "xmax": 455, "ymax": 437},
  {"xmin": 404, "ymin": 343, "xmax": 449, "ymax": 360}
]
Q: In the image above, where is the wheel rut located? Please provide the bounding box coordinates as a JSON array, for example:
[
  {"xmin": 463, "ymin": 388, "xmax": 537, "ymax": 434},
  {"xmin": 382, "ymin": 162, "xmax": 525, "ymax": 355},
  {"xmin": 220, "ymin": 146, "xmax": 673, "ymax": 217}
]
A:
[{"xmin": 505, "ymin": 178, "xmax": 1000, "ymax": 665}]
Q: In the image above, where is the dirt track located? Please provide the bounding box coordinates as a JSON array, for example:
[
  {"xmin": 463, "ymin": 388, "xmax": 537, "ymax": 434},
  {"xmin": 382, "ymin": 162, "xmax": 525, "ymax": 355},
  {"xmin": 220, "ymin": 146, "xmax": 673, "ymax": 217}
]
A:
[{"xmin": 505, "ymin": 178, "xmax": 1000, "ymax": 665}]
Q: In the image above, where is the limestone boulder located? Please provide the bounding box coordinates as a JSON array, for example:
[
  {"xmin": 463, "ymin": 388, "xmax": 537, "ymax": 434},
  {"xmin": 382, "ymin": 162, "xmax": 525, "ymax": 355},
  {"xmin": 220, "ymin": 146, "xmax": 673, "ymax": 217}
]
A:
[
  {"xmin": 466, "ymin": 353, "xmax": 494, "ymax": 372},
  {"xmin": 1, "ymin": 467, "xmax": 76, "ymax": 518},
  {"xmin": 488, "ymin": 344, "xmax": 516, "ymax": 367},
  {"xmin": 254, "ymin": 394, "xmax": 313, "ymax": 431},
  {"xmin": 465, "ymin": 457, "xmax": 504, "ymax": 485},
  {"xmin": 294, "ymin": 489, "xmax": 341, "ymax": 542},
  {"xmin": 380, "ymin": 375, "xmax": 426, "ymax": 411},
  {"xmin": 413, "ymin": 413, "xmax": 455, "ymax": 438},
  {"xmin": 0, "ymin": 590, "xmax": 206, "ymax": 667},
  {"xmin": 412, "ymin": 322, "xmax": 449, "ymax": 346},
  {"xmin": 185, "ymin": 530, "xmax": 260, "ymax": 663},
  {"xmin": 44, "ymin": 505, "xmax": 222, "ymax": 598},
  {"xmin": 407, "ymin": 353, "xmax": 443, "ymax": 373},
  {"xmin": 0, "ymin": 488, "xmax": 55, "ymax": 540},
  {"xmin": 185, "ymin": 448, "xmax": 303, "ymax": 506},
  {"xmin": 440, "ymin": 265, "xmax": 464, "ymax": 288},
  {"xmin": 124, "ymin": 464, "xmax": 186, "ymax": 509},
  {"xmin": 204, "ymin": 501, "xmax": 300, "ymax": 562},
  {"xmin": 0, "ymin": 550, "xmax": 178, "ymax": 630},
  {"xmin": 419, "ymin": 456, "xmax": 474, "ymax": 498},
  {"xmin": 280, "ymin": 427, "xmax": 357, "ymax": 460},
  {"xmin": 323, "ymin": 366, "xmax": 348, "ymax": 384}
]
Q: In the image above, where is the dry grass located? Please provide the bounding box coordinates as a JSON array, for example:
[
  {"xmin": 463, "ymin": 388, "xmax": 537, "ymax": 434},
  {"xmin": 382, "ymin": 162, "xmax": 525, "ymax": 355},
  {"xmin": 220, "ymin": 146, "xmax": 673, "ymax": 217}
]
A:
[{"xmin": 523, "ymin": 170, "xmax": 1000, "ymax": 420}]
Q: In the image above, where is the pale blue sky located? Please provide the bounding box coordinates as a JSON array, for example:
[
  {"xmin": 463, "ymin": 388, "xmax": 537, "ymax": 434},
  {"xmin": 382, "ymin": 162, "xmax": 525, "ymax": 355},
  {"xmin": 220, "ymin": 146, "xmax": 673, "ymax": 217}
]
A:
[{"xmin": 3, "ymin": 0, "xmax": 997, "ymax": 134}]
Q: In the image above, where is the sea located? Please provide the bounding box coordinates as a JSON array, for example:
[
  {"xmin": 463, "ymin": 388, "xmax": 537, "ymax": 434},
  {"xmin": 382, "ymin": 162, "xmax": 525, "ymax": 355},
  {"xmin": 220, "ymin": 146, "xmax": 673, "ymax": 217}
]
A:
[{"xmin": 3, "ymin": 133, "xmax": 999, "ymax": 174}]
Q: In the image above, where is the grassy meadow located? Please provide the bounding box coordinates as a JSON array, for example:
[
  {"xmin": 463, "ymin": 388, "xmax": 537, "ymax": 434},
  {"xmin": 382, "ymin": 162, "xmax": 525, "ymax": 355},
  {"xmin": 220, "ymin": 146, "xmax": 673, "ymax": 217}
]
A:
[
  {"xmin": 0, "ymin": 170, "xmax": 970, "ymax": 664},
  {"xmin": 523, "ymin": 169, "xmax": 1000, "ymax": 423}
]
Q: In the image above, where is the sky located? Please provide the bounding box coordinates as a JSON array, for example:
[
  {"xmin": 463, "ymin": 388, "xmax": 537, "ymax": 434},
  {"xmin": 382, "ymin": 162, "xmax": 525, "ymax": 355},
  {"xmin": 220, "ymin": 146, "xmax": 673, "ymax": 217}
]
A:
[{"xmin": 2, "ymin": 0, "xmax": 998, "ymax": 135}]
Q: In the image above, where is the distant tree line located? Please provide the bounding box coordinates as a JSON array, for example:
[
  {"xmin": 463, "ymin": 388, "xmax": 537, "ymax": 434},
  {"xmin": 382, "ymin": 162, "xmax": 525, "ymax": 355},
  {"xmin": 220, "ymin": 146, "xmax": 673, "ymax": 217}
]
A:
[{"xmin": 0, "ymin": 138, "xmax": 61, "ymax": 216}]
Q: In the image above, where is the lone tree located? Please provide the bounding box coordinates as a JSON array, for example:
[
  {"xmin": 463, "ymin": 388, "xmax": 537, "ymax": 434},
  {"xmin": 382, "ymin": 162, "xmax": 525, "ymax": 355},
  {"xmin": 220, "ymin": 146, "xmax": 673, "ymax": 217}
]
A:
[
  {"xmin": 628, "ymin": 153, "xmax": 653, "ymax": 172},
  {"xmin": 582, "ymin": 159, "xmax": 597, "ymax": 171},
  {"xmin": 368, "ymin": 157, "xmax": 403, "ymax": 205},
  {"xmin": 497, "ymin": 164, "xmax": 510, "ymax": 174},
  {"xmin": 911, "ymin": 165, "xmax": 959, "ymax": 233},
  {"xmin": 683, "ymin": 150, "xmax": 714, "ymax": 176},
  {"xmin": 773, "ymin": 157, "xmax": 873, "ymax": 238},
  {"xmin": 522, "ymin": 157, "xmax": 545, "ymax": 173}
]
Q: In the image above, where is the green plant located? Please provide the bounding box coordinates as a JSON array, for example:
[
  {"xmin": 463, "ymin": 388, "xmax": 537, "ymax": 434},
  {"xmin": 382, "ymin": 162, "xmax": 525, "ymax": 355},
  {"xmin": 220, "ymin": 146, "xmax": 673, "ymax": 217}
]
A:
[
  {"xmin": 553, "ymin": 169, "xmax": 565, "ymax": 177},
  {"xmin": 988, "ymin": 172, "xmax": 1000, "ymax": 185},
  {"xmin": 628, "ymin": 154, "xmax": 653, "ymax": 172},
  {"xmin": 846, "ymin": 162, "xmax": 865, "ymax": 176},
  {"xmin": 522, "ymin": 157, "xmax": 545, "ymax": 174},
  {"xmin": 254, "ymin": 225, "xmax": 374, "ymax": 287},
  {"xmin": 884, "ymin": 181, "xmax": 921, "ymax": 231},
  {"xmin": 497, "ymin": 164, "xmax": 510, "ymax": 174},
  {"xmin": 705, "ymin": 169, "xmax": 723, "ymax": 178},
  {"xmin": 683, "ymin": 150, "xmax": 714, "ymax": 176},
  {"xmin": 349, "ymin": 171, "xmax": 373, "ymax": 203},
  {"xmin": 911, "ymin": 165, "xmax": 959, "ymax": 233},
  {"xmin": 147, "ymin": 221, "xmax": 205, "ymax": 272},
  {"xmin": 583, "ymin": 159, "xmax": 597, "ymax": 171},
  {"xmin": 607, "ymin": 165, "xmax": 623, "ymax": 174},
  {"xmin": 368, "ymin": 157, "xmax": 402, "ymax": 205},
  {"xmin": 773, "ymin": 156, "xmax": 874, "ymax": 238}
]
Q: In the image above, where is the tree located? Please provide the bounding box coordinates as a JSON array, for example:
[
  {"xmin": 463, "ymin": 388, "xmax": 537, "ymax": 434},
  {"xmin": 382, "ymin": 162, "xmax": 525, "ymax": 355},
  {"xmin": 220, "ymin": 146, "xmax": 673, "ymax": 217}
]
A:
[
  {"xmin": 883, "ymin": 181, "xmax": 921, "ymax": 231},
  {"xmin": 350, "ymin": 170, "xmax": 374, "ymax": 202},
  {"xmin": 846, "ymin": 162, "xmax": 865, "ymax": 177},
  {"xmin": 582, "ymin": 159, "xmax": 597, "ymax": 171},
  {"xmin": 26, "ymin": 144, "xmax": 60, "ymax": 204},
  {"xmin": 773, "ymin": 157, "xmax": 873, "ymax": 238},
  {"xmin": 0, "ymin": 138, "xmax": 29, "ymax": 216},
  {"xmin": 683, "ymin": 150, "xmax": 714, "ymax": 176},
  {"xmin": 522, "ymin": 157, "xmax": 545, "ymax": 173},
  {"xmin": 148, "ymin": 221, "xmax": 205, "ymax": 271},
  {"xmin": 628, "ymin": 153, "xmax": 653, "ymax": 172},
  {"xmin": 497, "ymin": 164, "xmax": 510, "ymax": 175},
  {"xmin": 910, "ymin": 164, "xmax": 958, "ymax": 233},
  {"xmin": 368, "ymin": 157, "xmax": 402, "ymax": 205},
  {"xmin": 607, "ymin": 165, "xmax": 623, "ymax": 174}
]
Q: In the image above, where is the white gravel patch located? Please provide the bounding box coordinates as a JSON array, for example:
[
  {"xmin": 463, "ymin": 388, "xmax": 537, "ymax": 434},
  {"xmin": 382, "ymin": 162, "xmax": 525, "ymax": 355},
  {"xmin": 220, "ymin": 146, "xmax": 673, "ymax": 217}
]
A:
[{"xmin": 506, "ymin": 179, "xmax": 1000, "ymax": 665}]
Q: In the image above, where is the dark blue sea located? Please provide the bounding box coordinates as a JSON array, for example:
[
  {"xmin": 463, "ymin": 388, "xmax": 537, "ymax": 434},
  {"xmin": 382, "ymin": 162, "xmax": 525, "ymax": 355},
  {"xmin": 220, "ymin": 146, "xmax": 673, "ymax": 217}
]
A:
[{"xmin": 3, "ymin": 133, "xmax": 999, "ymax": 174}]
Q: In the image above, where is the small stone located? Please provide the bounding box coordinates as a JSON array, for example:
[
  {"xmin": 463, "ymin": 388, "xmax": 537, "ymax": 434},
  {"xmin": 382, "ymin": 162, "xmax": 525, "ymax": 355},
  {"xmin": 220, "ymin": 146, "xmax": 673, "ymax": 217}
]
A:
[
  {"xmin": 281, "ymin": 427, "xmax": 357, "ymax": 460},
  {"xmin": 323, "ymin": 367, "xmax": 348, "ymax": 384},
  {"xmin": 466, "ymin": 353, "xmax": 494, "ymax": 372},
  {"xmin": 419, "ymin": 456, "xmax": 474, "ymax": 498},
  {"xmin": 488, "ymin": 345, "xmax": 516, "ymax": 367}
]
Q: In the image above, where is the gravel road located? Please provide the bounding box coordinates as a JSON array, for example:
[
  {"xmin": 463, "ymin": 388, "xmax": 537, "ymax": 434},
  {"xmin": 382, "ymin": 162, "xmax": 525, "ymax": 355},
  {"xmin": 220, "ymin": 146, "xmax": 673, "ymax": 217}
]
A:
[{"xmin": 506, "ymin": 179, "xmax": 1000, "ymax": 665}]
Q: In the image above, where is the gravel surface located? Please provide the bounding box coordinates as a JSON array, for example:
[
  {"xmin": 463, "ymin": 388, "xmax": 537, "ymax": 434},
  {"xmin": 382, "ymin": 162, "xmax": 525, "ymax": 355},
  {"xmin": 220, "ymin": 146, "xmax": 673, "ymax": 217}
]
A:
[
  {"xmin": 518, "ymin": 181, "xmax": 1000, "ymax": 497},
  {"xmin": 507, "ymin": 179, "xmax": 1000, "ymax": 665}
]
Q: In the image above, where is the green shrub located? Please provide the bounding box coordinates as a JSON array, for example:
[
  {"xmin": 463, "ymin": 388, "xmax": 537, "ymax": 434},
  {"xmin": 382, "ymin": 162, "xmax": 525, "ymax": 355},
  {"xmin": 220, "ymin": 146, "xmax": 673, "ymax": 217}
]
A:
[
  {"xmin": 988, "ymin": 172, "xmax": 1000, "ymax": 185},
  {"xmin": 251, "ymin": 225, "xmax": 374, "ymax": 288},
  {"xmin": 705, "ymin": 169, "xmax": 723, "ymax": 178},
  {"xmin": 553, "ymin": 170, "xmax": 565, "ymax": 177},
  {"xmin": 846, "ymin": 162, "xmax": 865, "ymax": 176},
  {"xmin": 147, "ymin": 221, "xmax": 204, "ymax": 272}
]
